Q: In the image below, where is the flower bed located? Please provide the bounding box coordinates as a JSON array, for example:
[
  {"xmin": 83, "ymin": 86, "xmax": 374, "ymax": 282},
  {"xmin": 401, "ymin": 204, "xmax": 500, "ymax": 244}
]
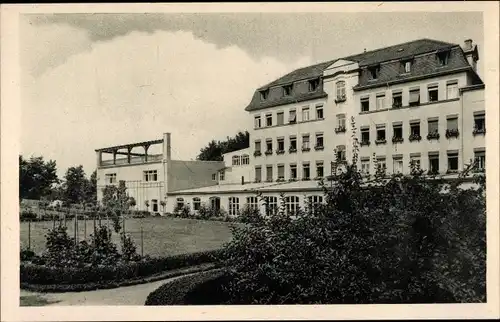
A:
[{"xmin": 20, "ymin": 249, "xmax": 224, "ymax": 288}]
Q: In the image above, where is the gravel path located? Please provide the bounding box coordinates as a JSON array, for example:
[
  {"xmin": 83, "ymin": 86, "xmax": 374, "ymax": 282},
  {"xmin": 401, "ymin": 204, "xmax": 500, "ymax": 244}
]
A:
[{"xmin": 20, "ymin": 272, "xmax": 200, "ymax": 306}]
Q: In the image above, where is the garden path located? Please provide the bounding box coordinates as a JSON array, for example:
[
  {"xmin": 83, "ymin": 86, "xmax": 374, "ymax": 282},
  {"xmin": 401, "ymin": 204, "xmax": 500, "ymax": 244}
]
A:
[{"xmin": 20, "ymin": 272, "xmax": 198, "ymax": 306}]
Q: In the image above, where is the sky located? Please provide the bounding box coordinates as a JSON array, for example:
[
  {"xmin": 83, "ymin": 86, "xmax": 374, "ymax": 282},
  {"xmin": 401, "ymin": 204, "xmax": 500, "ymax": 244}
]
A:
[{"xmin": 20, "ymin": 12, "xmax": 484, "ymax": 179}]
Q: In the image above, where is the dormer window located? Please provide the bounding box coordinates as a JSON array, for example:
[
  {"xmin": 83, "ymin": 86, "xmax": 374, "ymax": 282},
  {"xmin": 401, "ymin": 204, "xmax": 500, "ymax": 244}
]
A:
[
  {"xmin": 401, "ymin": 58, "xmax": 413, "ymax": 73},
  {"xmin": 283, "ymin": 84, "xmax": 293, "ymax": 97},
  {"xmin": 260, "ymin": 89, "xmax": 269, "ymax": 100},
  {"xmin": 308, "ymin": 78, "xmax": 320, "ymax": 92},
  {"xmin": 436, "ymin": 49, "xmax": 450, "ymax": 66},
  {"xmin": 368, "ymin": 65, "xmax": 380, "ymax": 80}
]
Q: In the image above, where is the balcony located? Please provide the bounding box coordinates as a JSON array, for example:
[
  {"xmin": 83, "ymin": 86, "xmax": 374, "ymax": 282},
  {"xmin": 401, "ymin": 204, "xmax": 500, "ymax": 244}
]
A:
[
  {"xmin": 335, "ymin": 95, "xmax": 347, "ymax": 104},
  {"xmin": 360, "ymin": 140, "xmax": 370, "ymax": 147},
  {"xmin": 276, "ymin": 149, "xmax": 285, "ymax": 155},
  {"xmin": 409, "ymin": 134, "xmax": 422, "ymax": 142},
  {"xmin": 264, "ymin": 150, "xmax": 273, "ymax": 156},
  {"xmin": 473, "ymin": 128, "xmax": 486, "ymax": 136},
  {"xmin": 314, "ymin": 145, "xmax": 324, "ymax": 151},
  {"xmin": 335, "ymin": 126, "xmax": 346, "ymax": 134},
  {"xmin": 392, "ymin": 137, "xmax": 404, "ymax": 144},
  {"xmin": 96, "ymin": 137, "xmax": 165, "ymax": 168},
  {"xmin": 375, "ymin": 139, "xmax": 387, "ymax": 145},
  {"xmin": 427, "ymin": 132, "xmax": 440, "ymax": 140},
  {"xmin": 254, "ymin": 151, "xmax": 262, "ymax": 157},
  {"xmin": 289, "ymin": 147, "xmax": 297, "ymax": 153}
]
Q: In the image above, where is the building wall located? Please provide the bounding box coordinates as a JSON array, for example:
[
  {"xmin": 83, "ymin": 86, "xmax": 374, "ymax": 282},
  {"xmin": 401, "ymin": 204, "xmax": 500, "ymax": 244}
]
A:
[
  {"xmin": 221, "ymin": 148, "xmax": 253, "ymax": 184},
  {"xmin": 354, "ymin": 72, "xmax": 473, "ymax": 174},
  {"xmin": 462, "ymin": 87, "xmax": 486, "ymax": 163},
  {"xmin": 96, "ymin": 161, "xmax": 167, "ymax": 212},
  {"xmin": 167, "ymin": 160, "xmax": 224, "ymax": 193}
]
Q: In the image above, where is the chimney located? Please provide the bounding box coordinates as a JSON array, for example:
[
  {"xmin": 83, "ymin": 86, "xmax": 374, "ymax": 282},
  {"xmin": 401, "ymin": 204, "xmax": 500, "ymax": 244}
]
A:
[
  {"xmin": 462, "ymin": 39, "xmax": 479, "ymax": 72},
  {"xmin": 163, "ymin": 132, "xmax": 171, "ymax": 161}
]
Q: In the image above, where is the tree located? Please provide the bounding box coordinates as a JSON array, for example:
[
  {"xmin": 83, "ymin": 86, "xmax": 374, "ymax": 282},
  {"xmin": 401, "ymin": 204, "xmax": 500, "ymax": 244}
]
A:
[
  {"xmin": 101, "ymin": 181, "xmax": 133, "ymax": 232},
  {"xmin": 19, "ymin": 155, "xmax": 59, "ymax": 200},
  {"xmin": 197, "ymin": 131, "xmax": 250, "ymax": 161},
  {"xmin": 62, "ymin": 165, "xmax": 87, "ymax": 204},
  {"xmin": 84, "ymin": 170, "xmax": 97, "ymax": 204}
]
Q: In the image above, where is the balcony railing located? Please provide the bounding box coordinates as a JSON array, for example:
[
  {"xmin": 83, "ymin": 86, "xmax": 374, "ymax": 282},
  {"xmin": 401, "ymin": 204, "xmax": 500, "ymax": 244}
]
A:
[{"xmin": 100, "ymin": 154, "xmax": 163, "ymax": 167}]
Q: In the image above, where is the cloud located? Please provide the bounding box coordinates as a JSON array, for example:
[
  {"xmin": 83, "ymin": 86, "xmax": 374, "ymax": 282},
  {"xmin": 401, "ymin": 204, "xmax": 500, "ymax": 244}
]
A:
[{"xmin": 21, "ymin": 25, "xmax": 311, "ymax": 178}]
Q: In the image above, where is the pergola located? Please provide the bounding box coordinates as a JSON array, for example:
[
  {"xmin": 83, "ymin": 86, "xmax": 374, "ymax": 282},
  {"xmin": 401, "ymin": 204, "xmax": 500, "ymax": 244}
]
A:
[{"xmin": 95, "ymin": 138, "xmax": 164, "ymax": 166}]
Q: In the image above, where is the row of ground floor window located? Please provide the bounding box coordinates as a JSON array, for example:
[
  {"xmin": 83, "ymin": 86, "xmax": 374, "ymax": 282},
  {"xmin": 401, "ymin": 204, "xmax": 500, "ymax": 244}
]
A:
[
  {"xmin": 174, "ymin": 194, "xmax": 324, "ymax": 216},
  {"xmin": 252, "ymin": 148, "xmax": 485, "ymax": 182}
]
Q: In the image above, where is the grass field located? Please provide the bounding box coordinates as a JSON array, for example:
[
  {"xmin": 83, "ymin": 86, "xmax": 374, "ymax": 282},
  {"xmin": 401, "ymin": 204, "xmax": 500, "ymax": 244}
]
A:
[{"xmin": 20, "ymin": 217, "xmax": 235, "ymax": 257}]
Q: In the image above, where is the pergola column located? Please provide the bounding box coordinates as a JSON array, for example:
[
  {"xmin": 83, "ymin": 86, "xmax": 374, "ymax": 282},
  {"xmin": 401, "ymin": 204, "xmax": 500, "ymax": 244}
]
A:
[
  {"xmin": 144, "ymin": 144, "xmax": 150, "ymax": 162},
  {"xmin": 96, "ymin": 151, "xmax": 102, "ymax": 167},
  {"xmin": 112, "ymin": 149, "xmax": 117, "ymax": 165},
  {"xmin": 127, "ymin": 146, "xmax": 132, "ymax": 164}
]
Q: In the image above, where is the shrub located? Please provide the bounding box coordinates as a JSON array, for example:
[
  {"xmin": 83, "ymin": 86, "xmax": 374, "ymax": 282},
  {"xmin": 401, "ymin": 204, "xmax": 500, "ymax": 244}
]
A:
[
  {"xmin": 174, "ymin": 204, "xmax": 192, "ymax": 218},
  {"xmin": 120, "ymin": 232, "xmax": 140, "ymax": 262},
  {"xmin": 20, "ymin": 210, "xmax": 38, "ymax": 221},
  {"xmin": 20, "ymin": 249, "xmax": 223, "ymax": 286},
  {"xmin": 238, "ymin": 205, "xmax": 263, "ymax": 224},
  {"xmin": 145, "ymin": 269, "xmax": 228, "ymax": 305},
  {"xmin": 219, "ymin": 132, "xmax": 486, "ymax": 304}
]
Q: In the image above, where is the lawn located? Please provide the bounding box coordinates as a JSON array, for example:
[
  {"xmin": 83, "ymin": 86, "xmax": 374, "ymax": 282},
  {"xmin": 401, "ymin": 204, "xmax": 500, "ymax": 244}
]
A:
[{"xmin": 20, "ymin": 217, "xmax": 235, "ymax": 257}]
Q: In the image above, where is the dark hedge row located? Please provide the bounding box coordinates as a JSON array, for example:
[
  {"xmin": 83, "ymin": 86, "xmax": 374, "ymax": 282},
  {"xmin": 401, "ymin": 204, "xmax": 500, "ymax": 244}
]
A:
[
  {"xmin": 20, "ymin": 248, "xmax": 223, "ymax": 286},
  {"xmin": 21, "ymin": 263, "xmax": 216, "ymax": 293},
  {"xmin": 145, "ymin": 269, "xmax": 229, "ymax": 305}
]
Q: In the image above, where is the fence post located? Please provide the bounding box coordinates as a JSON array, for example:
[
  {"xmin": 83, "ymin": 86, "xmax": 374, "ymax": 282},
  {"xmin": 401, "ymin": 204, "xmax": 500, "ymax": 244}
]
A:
[
  {"xmin": 141, "ymin": 218, "xmax": 144, "ymax": 257},
  {"xmin": 84, "ymin": 214, "xmax": 87, "ymax": 240},
  {"xmin": 28, "ymin": 219, "xmax": 31, "ymax": 251}
]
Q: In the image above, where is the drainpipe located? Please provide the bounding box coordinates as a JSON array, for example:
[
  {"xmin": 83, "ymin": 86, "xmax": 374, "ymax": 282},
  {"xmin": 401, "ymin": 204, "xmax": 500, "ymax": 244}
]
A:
[{"xmin": 460, "ymin": 89, "xmax": 464, "ymax": 171}]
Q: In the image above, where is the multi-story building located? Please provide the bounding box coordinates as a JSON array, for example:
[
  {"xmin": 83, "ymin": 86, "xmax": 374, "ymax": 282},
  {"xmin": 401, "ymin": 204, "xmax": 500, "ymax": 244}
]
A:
[{"xmin": 96, "ymin": 38, "xmax": 485, "ymax": 215}]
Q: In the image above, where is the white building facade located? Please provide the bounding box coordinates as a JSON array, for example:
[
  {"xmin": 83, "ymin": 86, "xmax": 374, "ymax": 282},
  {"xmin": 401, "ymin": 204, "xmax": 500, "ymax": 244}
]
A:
[{"xmin": 96, "ymin": 38, "xmax": 485, "ymax": 216}]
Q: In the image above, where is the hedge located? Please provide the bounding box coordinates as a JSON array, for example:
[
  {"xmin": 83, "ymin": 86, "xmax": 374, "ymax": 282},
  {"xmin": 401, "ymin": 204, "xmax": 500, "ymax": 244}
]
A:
[
  {"xmin": 145, "ymin": 269, "xmax": 230, "ymax": 305},
  {"xmin": 21, "ymin": 263, "xmax": 216, "ymax": 293},
  {"xmin": 20, "ymin": 248, "xmax": 224, "ymax": 286}
]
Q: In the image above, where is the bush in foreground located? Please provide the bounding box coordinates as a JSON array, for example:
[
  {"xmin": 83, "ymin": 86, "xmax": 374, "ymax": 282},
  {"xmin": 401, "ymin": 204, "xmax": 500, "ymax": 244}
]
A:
[{"xmin": 216, "ymin": 141, "xmax": 486, "ymax": 304}]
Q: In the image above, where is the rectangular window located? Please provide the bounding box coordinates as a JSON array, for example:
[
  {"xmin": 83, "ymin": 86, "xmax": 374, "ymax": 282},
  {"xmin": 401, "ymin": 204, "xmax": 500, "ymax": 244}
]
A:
[
  {"xmin": 246, "ymin": 197, "xmax": 259, "ymax": 211},
  {"xmin": 392, "ymin": 91, "xmax": 403, "ymax": 108},
  {"xmin": 361, "ymin": 159, "xmax": 370, "ymax": 175},
  {"xmin": 376, "ymin": 127, "xmax": 386, "ymax": 141},
  {"xmin": 289, "ymin": 110, "xmax": 297, "ymax": 123},
  {"xmin": 290, "ymin": 136, "xmax": 297, "ymax": 150},
  {"xmin": 219, "ymin": 170, "xmax": 225, "ymax": 181},
  {"xmin": 428, "ymin": 85, "xmax": 439, "ymax": 102},
  {"xmin": 266, "ymin": 165, "xmax": 273, "ymax": 182},
  {"xmin": 429, "ymin": 153, "xmax": 439, "ymax": 174},
  {"xmin": 302, "ymin": 107, "xmax": 310, "ymax": 122},
  {"xmin": 393, "ymin": 157, "xmax": 403, "ymax": 174},
  {"xmin": 277, "ymin": 164, "xmax": 285, "ymax": 180},
  {"xmin": 446, "ymin": 82, "xmax": 459, "ymax": 99},
  {"xmin": 228, "ymin": 197, "xmax": 240, "ymax": 216},
  {"xmin": 290, "ymin": 164, "xmax": 297, "ymax": 180},
  {"xmin": 255, "ymin": 140, "xmax": 261, "ymax": 153},
  {"xmin": 361, "ymin": 97, "xmax": 370, "ymax": 112},
  {"xmin": 276, "ymin": 112, "xmax": 284, "ymax": 126},
  {"xmin": 410, "ymin": 121, "xmax": 421, "ymax": 136},
  {"xmin": 193, "ymin": 198, "xmax": 201, "ymax": 211},
  {"xmin": 232, "ymin": 155, "xmax": 240, "ymax": 166},
  {"xmin": 277, "ymin": 138, "xmax": 285, "ymax": 151},
  {"xmin": 266, "ymin": 113, "xmax": 272, "ymax": 127},
  {"xmin": 409, "ymin": 88, "xmax": 420, "ymax": 106},
  {"xmin": 105, "ymin": 173, "xmax": 117, "ymax": 184},
  {"xmin": 302, "ymin": 163, "xmax": 310, "ymax": 179},
  {"xmin": 447, "ymin": 117, "xmax": 458, "ymax": 130},
  {"xmin": 428, "ymin": 119, "xmax": 438, "ymax": 134},
  {"xmin": 437, "ymin": 50, "xmax": 450, "ymax": 66},
  {"xmin": 369, "ymin": 65, "xmax": 380, "ymax": 79},
  {"xmin": 315, "ymin": 133, "xmax": 324, "ymax": 149},
  {"xmin": 316, "ymin": 105, "xmax": 324, "ymax": 119},
  {"xmin": 474, "ymin": 150, "xmax": 486, "ymax": 171},
  {"xmin": 336, "ymin": 114, "xmax": 346, "ymax": 130},
  {"xmin": 316, "ymin": 161, "xmax": 324, "ymax": 178},
  {"xmin": 265, "ymin": 196, "xmax": 278, "ymax": 216},
  {"xmin": 336, "ymin": 81, "xmax": 346, "ymax": 99},
  {"xmin": 266, "ymin": 139, "xmax": 273, "ymax": 153},
  {"xmin": 255, "ymin": 166, "xmax": 261, "ymax": 182},
  {"xmin": 254, "ymin": 115, "xmax": 261, "ymax": 128},
  {"xmin": 260, "ymin": 89, "xmax": 269, "ymax": 100},
  {"xmin": 410, "ymin": 155, "xmax": 421, "ymax": 170},
  {"xmin": 241, "ymin": 155, "xmax": 249, "ymax": 165},
  {"xmin": 336, "ymin": 145, "xmax": 346, "ymax": 161},
  {"xmin": 302, "ymin": 135, "xmax": 310, "ymax": 150},
  {"xmin": 393, "ymin": 123, "xmax": 403, "ymax": 139},
  {"xmin": 212, "ymin": 173, "xmax": 216, "ymax": 180},
  {"xmin": 283, "ymin": 84, "xmax": 293, "ymax": 96},
  {"xmin": 447, "ymin": 151, "xmax": 459, "ymax": 172},
  {"xmin": 404, "ymin": 60, "xmax": 412, "ymax": 73},
  {"xmin": 474, "ymin": 112, "xmax": 486, "ymax": 132},
  {"xmin": 309, "ymin": 78, "xmax": 320, "ymax": 92},
  {"xmin": 143, "ymin": 170, "xmax": 158, "ymax": 182},
  {"xmin": 376, "ymin": 94, "xmax": 385, "ymax": 110},
  {"xmin": 176, "ymin": 198, "xmax": 184, "ymax": 210},
  {"xmin": 377, "ymin": 158, "xmax": 386, "ymax": 174},
  {"xmin": 361, "ymin": 127, "xmax": 370, "ymax": 144}
]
